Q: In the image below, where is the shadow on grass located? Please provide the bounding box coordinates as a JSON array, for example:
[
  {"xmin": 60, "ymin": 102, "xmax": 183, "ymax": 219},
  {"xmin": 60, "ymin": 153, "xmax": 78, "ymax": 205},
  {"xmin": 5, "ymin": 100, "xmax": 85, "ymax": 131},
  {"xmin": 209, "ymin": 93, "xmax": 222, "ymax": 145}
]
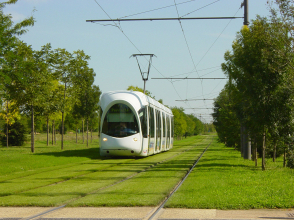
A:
[{"xmin": 35, "ymin": 148, "xmax": 101, "ymax": 160}]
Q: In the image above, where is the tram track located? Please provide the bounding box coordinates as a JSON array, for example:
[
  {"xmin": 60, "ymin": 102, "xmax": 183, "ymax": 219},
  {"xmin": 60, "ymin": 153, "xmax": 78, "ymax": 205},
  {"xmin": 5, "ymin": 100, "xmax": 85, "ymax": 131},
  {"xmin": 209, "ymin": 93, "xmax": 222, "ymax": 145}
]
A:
[
  {"xmin": 19, "ymin": 138, "xmax": 212, "ymax": 220},
  {"xmin": 64, "ymin": 137, "xmax": 209, "ymax": 206},
  {"xmin": 146, "ymin": 137, "xmax": 213, "ymax": 220},
  {"xmin": 0, "ymin": 137, "xmax": 207, "ymax": 200},
  {"xmin": 14, "ymin": 136, "xmax": 212, "ymax": 220}
]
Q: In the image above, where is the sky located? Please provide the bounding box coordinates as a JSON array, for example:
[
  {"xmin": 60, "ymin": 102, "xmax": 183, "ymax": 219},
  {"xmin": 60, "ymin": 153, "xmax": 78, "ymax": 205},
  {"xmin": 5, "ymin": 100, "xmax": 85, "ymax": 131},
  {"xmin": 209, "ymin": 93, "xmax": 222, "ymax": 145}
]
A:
[{"xmin": 2, "ymin": 0, "xmax": 273, "ymax": 123}]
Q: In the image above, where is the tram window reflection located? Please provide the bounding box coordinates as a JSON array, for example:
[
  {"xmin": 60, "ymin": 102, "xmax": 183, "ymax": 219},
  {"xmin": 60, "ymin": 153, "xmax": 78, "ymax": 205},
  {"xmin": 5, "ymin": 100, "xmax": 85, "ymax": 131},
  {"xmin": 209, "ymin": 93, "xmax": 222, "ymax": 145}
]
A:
[{"xmin": 102, "ymin": 104, "xmax": 139, "ymax": 138}]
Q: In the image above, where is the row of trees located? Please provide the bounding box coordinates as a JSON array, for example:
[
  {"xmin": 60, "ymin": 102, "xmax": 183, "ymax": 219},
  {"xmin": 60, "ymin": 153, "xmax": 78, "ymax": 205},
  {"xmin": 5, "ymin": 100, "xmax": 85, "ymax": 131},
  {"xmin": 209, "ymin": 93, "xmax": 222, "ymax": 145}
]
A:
[
  {"xmin": 213, "ymin": 0, "xmax": 294, "ymax": 169},
  {"xmin": 0, "ymin": 0, "xmax": 209, "ymax": 152},
  {"xmin": 0, "ymin": 0, "xmax": 101, "ymax": 152},
  {"xmin": 171, "ymin": 107, "xmax": 206, "ymax": 138}
]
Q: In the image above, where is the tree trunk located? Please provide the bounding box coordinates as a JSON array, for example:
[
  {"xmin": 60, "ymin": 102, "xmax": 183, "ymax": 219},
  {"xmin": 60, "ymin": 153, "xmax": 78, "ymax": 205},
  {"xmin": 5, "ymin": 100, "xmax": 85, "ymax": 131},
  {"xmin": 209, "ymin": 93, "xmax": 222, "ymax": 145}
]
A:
[
  {"xmin": 273, "ymin": 143, "xmax": 276, "ymax": 162},
  {"xmin": 54, "ymin": 121, "xmax": 56, "ymax": 144},
  {"xmin": 87, "ymin": 119, "xmax": 89, "ymax": 147},
  {"xmin": 31, "ymin": 105, "xmax": 35, "ymax": 153},
  {"xmin": 52, "ymin": 120, "xmax": 54, "ymax": 145},
  {"xmin": 91, "ymin": 129, "xmax": 92, "ymax": 143},
  {"xmin": 82, "ymin": 119, "xmax": 84, "ymax": 144},
  {"xmin": 76, "ymin": 128, "xmax": 78, "ymax": 143},
  {"xmin": 6, "ymin": 101, "xmax": 8, "ymax": 148},
  {"xmin": 262, "ymin": 131, "xmax": 266, "ymax": 171},
  {"xmin": 240, "ymin": 126, "xmax": 243, "ymax": 158},
  {"xmin": 61, "ymin": 81, "xmax": 67, "ymax": 150},
  {"xmin": 47, "ymin": 116, "xmax": 49, "ymax": 146},
  {"xmin": 61, "ymin": 111, "xmax": 64, "ymax": 150},
  {"xmin": 283, "ymin": 147, "xmax": 286, "ymax": 167},
  {"xmin": 255, "ymin": 143, "xmax": 258, "ymax": 167}
]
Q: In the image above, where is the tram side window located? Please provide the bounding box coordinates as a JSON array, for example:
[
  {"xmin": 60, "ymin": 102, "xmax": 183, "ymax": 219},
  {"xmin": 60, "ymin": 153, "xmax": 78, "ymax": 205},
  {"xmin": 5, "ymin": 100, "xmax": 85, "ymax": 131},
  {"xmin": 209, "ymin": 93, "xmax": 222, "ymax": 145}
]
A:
[
  {"xmin": 149, "ymin": 107, "xmax": 154, "ymax": 138},
  {"xmin": 156, "ymin": 110, "xmax": 161, "ymax": 137},
  {"xmin": 138, "ymin": 106, "xmax": 148, "ymax": 138},
  {"xmin": 162, "ymin": 112, "xmax": 166, "ymax": 137},
  {"xmin": 166, "ymin": 115, "xmax": 170, "ymax": 138}
]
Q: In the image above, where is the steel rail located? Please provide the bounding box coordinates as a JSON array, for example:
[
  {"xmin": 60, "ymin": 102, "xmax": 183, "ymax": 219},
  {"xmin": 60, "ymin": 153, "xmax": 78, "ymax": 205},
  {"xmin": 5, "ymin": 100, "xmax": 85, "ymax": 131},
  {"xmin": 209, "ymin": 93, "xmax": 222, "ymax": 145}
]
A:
[
  {"xmin": 21, "ymin": 137, "xmax": 208, "ymax": 220},
  {"xmin": 147, "ymin": 138, "xmax": 213, "ymax": 220}
]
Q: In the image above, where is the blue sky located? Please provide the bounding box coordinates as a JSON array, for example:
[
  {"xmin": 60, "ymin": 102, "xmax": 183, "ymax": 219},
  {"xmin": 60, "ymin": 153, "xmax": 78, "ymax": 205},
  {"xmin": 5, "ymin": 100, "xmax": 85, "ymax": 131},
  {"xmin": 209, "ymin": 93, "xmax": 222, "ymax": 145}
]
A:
[{"xmin": 3, "ymin": 0, "xmax": 272, "ymax": 123}]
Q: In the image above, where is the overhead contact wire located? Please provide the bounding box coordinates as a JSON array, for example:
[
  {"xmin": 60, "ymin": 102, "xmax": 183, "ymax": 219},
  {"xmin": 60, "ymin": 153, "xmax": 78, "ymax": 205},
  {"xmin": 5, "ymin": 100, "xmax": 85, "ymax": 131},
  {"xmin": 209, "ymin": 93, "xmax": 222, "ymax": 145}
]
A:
[
  {"xmin": 174, "ymin": 0, "xmax": 205, "ymax": 110},
  {"xmin": 119, "ymin": 0, "xmax": 198, "ymax": 19}
]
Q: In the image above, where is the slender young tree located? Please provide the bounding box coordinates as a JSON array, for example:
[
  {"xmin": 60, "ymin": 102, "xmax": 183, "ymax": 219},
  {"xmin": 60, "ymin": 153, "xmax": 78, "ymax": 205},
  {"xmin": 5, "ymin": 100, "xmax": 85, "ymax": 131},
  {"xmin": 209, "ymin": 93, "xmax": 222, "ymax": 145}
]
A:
[
  {"xmin": 53, "ymin": 48, "xmax": 74, "ymax": 150},
  {"xmin": 221, "ymin": 16, "xmax": 294, "ymax": 170}
]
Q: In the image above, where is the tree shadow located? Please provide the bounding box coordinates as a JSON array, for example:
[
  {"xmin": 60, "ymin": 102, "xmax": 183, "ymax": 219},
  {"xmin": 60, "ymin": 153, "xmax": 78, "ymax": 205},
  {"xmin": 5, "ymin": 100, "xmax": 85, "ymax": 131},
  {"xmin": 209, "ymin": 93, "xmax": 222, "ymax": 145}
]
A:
[{"xmin": 35, "ymin": 148, "xmax": 101, "ymax": 160}]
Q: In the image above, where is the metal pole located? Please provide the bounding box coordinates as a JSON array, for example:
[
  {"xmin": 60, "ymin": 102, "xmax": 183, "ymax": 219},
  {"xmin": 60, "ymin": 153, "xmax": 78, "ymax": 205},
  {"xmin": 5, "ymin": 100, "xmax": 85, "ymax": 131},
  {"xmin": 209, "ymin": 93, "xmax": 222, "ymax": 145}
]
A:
[
  {"xmin": 130, "ymin": 54, "xmax": 156, "ymax": 95},
  {"xmin": 243, "ymin": 0, "xmax": 249, "ymax": 25},
  {"xmin": 143, "ymin": 80, "xmax": 146, "ymax": 94}
]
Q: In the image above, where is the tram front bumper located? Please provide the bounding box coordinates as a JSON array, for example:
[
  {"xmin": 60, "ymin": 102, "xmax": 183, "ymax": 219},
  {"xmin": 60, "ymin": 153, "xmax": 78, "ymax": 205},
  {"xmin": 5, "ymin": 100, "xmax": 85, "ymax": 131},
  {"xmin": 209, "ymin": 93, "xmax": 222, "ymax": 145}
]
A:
[{"xmin": 100, "ymin": 133, "xmax": 142, "ymax": 156}]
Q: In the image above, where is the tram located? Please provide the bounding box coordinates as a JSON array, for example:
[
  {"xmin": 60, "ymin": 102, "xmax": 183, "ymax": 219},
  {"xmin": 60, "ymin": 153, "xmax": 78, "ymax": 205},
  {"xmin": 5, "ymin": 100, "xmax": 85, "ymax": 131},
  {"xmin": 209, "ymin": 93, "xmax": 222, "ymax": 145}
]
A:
[{"xmin": 99, "ymin": 90, "xmax": 174, "ymax": 157}]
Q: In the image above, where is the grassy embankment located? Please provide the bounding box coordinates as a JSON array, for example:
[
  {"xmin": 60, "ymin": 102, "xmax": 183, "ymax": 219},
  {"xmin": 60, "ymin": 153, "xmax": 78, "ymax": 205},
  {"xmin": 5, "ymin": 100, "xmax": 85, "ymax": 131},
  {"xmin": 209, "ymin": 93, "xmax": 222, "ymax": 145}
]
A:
[{"xmin": 166, "ymin": 137, "xmax": 294, "ymax": 209}]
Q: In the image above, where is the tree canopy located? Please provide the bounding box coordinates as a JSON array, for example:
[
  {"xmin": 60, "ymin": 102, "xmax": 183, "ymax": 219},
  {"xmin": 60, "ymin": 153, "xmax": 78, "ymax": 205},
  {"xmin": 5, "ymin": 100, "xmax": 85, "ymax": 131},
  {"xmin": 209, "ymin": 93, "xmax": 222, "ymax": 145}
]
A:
[{"xmin": 214, "ymin": 12, "xmax": 294, "ymax": 169}]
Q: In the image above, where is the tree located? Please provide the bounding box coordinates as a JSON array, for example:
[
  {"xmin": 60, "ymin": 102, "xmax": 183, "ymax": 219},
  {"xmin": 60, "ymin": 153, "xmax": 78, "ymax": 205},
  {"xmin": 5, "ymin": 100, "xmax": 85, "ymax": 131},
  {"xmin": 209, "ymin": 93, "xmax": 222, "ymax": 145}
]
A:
[
  {"xmin": 221, "ymin": 16, "xmax": 294, "ymax": 170},
  {"xmin": 70, "ymin": 50, "xmax": 100, "ymax": 146},
  {"xmin": 6, "ymin": 42, "xmax": 53, "ymax": 153},
  {"xmin": 53, "ymin": 48, "xmax": 74, "ymax": 150},
  {"xmin": 32, "ymin": 44, "xmax": 63, "ymax": 146},
  {"xmin": 0, "ymin": 0, "xmax": 34, "ymax": 90},
  {"xmin": 72, "ymin": 84, "xmax": 101, "ymax": 146},
  {"xmin": 0, "ymin": 100, "xmax": 21, "ymax": 147},
  {"xmin": 171, "ymin": 107, "xmax": 187, "ymax": 139},
  {"xmin": 212, "ymin": 86, "xmax": 240, "ymax": 149},
  {"xmin": 127, "ymin": 85, "xmax": 155, "ymax": 99},
  {"xmin": 0, "ymin": 0, "xmax": 34, "ymax": 147}
]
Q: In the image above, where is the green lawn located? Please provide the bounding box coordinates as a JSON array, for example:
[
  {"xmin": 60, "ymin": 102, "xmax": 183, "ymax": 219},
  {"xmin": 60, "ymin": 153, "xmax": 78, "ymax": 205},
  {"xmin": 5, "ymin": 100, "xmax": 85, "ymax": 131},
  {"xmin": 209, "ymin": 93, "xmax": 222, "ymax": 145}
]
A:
[
  {"xmin": 0, "ymin": 134, "xmax": 209, "ymax": 207},
  {"xmin": 1, "ymin": 134, "xmax": 293, "ymax": 209},
  {"xmin": 69, "ymin": 141, "xmax": 209, "ymax": 207},
  {"xmin": 165, "ymin": 138, "xmax": 294, "ymax": 209},
  {"xmin": 0, "ymin": 132, "xmax": 100, "ymax": 177}
]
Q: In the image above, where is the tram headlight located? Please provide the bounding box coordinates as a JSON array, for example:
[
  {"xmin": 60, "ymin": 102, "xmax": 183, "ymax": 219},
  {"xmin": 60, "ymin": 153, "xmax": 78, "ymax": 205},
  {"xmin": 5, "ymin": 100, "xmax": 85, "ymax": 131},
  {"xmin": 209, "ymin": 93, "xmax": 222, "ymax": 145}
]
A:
[
  {"xmin": 133, "ymin": 138, "xmax": 138, "ymax": 142},
  {"xmin": 103, "ymin": 138, "xmax": 108, "ymax": 142}
]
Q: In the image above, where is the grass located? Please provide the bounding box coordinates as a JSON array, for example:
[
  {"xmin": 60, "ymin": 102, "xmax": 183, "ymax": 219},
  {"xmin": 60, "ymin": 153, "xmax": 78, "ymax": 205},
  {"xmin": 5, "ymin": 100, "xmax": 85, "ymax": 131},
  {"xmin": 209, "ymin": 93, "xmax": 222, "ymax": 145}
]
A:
[
  {"xmin": 0, "ymin": 132, "xmax": 100, "ymax": 177},
  {"xmin": 0, "ymin": 135, "xmax": 208, "ymax": 207},
  {"xmin": 1, "ymin": 134, "xmax": 293, "ymax": 209},
  {"xmin": 68, "ymin": 139, "xmax": 210, "ymax": 207},
  {"xmin": 165, "ymin": 138, "xmax": 294, "ymax": 209}
]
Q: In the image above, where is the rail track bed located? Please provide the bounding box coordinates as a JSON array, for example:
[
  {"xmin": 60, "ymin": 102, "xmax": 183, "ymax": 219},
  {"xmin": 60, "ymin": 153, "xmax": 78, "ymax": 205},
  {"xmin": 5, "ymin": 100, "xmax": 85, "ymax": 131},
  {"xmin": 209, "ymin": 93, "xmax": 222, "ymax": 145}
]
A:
[{"xmin": 0, "ymin": 136, "xmax": 213, "ymax": 219}]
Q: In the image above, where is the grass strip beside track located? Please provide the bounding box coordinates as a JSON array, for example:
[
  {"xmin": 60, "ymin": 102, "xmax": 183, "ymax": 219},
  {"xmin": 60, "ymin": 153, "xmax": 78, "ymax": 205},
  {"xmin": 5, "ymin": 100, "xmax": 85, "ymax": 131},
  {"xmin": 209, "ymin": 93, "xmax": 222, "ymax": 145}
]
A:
[
  {"xmin": 165, "ymin": 138, "xmax": 294, "ymax": 209},
  {"xmin": 0, "ymin": 136, "xmax": 207, "ymax": 206},
  {"xmin": 0, "ymin": 159, "xmax": 133, "ymax": 197},
  {"xmin": 68, "ymin": 138, "xmax": 211, "ymax": 207}
]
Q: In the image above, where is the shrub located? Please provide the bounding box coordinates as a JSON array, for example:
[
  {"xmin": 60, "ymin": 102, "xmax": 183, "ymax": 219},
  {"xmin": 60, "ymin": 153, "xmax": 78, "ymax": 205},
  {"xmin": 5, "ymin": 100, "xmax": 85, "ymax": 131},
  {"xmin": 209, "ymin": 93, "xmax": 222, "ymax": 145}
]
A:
[
  {"xmin": 286, "ymin": 149, "xmax": 294, "ymax": 169},
  {"xmin": 0, "ymin": 120, "xmax": 27, "ymax": 146}
]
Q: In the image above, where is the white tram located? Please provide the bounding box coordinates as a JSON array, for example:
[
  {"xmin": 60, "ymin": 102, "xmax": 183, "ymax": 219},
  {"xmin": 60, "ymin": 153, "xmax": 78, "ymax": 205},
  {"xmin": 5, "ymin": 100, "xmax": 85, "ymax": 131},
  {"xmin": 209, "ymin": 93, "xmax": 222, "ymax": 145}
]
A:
[{"xmin": 99, "ymin": 90, "xmax": 174, "ymax": 157}]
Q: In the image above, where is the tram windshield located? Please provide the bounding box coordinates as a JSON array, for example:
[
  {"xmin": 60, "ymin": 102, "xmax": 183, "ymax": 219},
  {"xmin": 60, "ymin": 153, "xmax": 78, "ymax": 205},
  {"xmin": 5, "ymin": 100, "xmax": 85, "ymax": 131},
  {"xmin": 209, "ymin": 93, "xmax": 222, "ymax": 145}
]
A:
[{"xmin": 102, "ymin": 103, "xmax": 139, "ymax": 138}]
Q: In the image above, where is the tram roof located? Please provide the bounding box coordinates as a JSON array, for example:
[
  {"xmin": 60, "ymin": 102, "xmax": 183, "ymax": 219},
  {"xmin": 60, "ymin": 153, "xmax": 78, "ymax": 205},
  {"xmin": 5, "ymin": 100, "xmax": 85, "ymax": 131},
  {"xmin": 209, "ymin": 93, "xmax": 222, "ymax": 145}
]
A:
[{"xmin": 99, "ymin": 90, "xmax": 173, "ymax": 115}]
